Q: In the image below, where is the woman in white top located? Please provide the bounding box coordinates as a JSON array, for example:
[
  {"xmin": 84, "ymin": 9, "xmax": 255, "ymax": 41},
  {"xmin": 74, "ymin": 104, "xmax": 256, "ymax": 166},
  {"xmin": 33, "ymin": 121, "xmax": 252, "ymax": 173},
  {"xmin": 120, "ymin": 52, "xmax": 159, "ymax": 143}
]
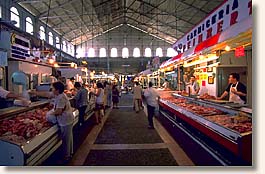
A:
[
  {"xmin": 29, "ymin": 81, "xmax": 74, "ymax": 161},
  {"xmin": 91, "ymin": 82, "xmax": 104, "ymax": 124}
]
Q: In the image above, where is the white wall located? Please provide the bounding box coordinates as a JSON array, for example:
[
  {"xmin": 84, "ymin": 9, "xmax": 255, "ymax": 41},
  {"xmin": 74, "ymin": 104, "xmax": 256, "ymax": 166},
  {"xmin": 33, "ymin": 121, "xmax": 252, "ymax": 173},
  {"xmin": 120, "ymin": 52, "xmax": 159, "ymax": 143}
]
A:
[
  {"xmin": 76, "ymin": 25, "xmax": 172, "ymax": 58},
  {"xmin": 8, "ymin": 61, "xmax": 52, "ymax": 93}
]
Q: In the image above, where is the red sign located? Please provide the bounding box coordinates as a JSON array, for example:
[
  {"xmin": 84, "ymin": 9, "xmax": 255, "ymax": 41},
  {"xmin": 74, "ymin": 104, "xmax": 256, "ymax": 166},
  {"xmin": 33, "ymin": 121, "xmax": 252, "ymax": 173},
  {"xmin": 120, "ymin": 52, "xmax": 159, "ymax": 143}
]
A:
[
  {"xmin": 173, "ymin": 0, "xmax": 252, "ymax": 53},
  {"xmin": 202, "ymin": 81, "xmax": 206, "ymax": 87},
  {"xmin": 235, "ymin": 46, "xmax": 245, "ymax": 57}
]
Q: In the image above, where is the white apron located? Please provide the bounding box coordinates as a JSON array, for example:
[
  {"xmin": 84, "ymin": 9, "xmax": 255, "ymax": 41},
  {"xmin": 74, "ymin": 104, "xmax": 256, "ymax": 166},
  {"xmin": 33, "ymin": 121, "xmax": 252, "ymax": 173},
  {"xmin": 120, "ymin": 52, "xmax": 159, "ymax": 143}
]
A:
[
  {"xmin": 190, "ymin": 82, "xmax": 197, "ymax": 95},
  {"xmin": 229, "ymin": 82, "xmax": 245, "ymax": 104}
]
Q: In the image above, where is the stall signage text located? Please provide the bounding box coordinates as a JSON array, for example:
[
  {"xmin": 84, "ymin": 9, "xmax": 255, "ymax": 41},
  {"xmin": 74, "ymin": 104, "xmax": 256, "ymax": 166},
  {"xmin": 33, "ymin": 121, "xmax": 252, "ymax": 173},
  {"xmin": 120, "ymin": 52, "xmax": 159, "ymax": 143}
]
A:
[{"xmin": 173, "ymin": 0, "xmax": 252, "ymax": 53}]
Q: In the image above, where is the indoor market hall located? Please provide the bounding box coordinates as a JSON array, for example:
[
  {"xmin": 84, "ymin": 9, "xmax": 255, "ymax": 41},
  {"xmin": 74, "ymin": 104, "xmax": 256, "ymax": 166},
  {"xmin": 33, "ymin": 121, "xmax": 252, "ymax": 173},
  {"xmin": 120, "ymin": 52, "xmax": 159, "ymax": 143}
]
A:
[{"xmin": 0, "ymin": 0, "xmax": 252, "ymax": 167}]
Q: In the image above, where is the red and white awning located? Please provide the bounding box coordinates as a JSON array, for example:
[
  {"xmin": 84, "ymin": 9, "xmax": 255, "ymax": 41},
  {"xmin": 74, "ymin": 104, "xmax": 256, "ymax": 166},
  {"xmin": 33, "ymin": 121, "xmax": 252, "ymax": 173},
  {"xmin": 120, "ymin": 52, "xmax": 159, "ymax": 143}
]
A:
[{"xmin": 159, "ymin": 16, "xmax": 252, "ymax": 69}]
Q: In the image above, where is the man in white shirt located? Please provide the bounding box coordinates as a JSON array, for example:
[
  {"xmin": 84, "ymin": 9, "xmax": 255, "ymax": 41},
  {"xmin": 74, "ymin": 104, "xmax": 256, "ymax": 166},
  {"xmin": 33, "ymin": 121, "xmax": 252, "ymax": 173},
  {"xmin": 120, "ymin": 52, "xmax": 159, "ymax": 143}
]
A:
[
  {"xmin": 143, "ymin": 82, "xmax": 160, "ymax": 129},
  {"xmin": 162, "ymin": 79, "xmax": 169, "ymax": 90},
  {"xmin": 132, "ymin": 82, "xmax": 143, "ymax": 113},
  {"xmin": 67, "ymin": 77, "xmax": 75, "ymax": 91}
]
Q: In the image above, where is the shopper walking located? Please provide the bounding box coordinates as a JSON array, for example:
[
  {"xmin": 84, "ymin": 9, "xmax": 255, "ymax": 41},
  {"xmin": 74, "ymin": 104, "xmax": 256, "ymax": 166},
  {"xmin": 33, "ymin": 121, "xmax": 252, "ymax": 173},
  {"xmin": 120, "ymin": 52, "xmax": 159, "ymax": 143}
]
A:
[
  {"xmin": 91, "ymin": 82, "xmax": 104, "ymax": 124},
  {"xmin": 143, "ymin": 82, "xmax": 160, "ymax": 129},
  {"xmin": 103, "ymin": 81, "xmax": 108, "ymax": 109},
  {"xmin": 73, "ymin": 82, "xmax": 88, "ymax": 127},
  {"xmin": 132, "ymin": 81, "xmax": 143, "ymax": 113},
  {"xmin": 112, "ymin": 85, "xmax": 120, "ymax": 109},
  {"xmin": 104, "ymin": 81, "xmax": 112, "ymax": 108}
]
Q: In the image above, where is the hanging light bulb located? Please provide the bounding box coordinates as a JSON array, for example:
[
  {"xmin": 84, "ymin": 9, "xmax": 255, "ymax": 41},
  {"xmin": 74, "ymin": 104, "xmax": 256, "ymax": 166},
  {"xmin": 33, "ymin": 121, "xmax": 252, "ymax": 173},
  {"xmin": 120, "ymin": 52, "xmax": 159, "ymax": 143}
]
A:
[
  {"xmin": 199, "ymin": 54, "xmax": 204, "ymax": 59},
  {"xmin": 49, "ymin": 58, "xmax": 55, "ymax": 64},
  {"xmin": 225, "ymin": 46, "xmax": 231, "ymax": 51}
]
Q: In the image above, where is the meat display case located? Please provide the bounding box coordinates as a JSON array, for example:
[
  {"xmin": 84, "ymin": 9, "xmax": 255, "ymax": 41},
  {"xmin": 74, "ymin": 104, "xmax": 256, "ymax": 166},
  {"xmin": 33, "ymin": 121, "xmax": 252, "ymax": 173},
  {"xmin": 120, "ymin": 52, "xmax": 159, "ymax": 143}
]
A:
[
  {"xmin": 158, "ymin": 93, "xmax": 252, "ymax": 165},
  {"xmin": 0, "ymin": 98, "xmax": 94, "ymax": 166}
]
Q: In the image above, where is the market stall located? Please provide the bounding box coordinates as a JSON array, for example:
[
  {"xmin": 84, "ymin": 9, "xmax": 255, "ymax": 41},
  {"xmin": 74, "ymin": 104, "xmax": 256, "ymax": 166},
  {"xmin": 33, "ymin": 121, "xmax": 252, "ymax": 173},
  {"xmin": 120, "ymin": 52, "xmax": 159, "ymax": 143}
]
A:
[
  {"xmin": 138, "ymin": 69, "xmax": 152, "ymax": 88},
  {"xmin": 0, "ymin": 33, "xmax": 95, "ymax": 165},
  {"xmin": 0, "ymin": 100, "xmax": 79, "ymax": 166},
  {"xmin": 158, "ymin": 91, "xmax": 252, "ymax": 165},
  {"xmin": 57, "ymin": 62, "xmax": 89, "ymax": 85},
  {"xmin": 156, "ymin": 0, "xmax": 252, "ymax": 165},
  {"xmin": 161, "ymin": 0, "xmax": 252, "ymax": 106}
]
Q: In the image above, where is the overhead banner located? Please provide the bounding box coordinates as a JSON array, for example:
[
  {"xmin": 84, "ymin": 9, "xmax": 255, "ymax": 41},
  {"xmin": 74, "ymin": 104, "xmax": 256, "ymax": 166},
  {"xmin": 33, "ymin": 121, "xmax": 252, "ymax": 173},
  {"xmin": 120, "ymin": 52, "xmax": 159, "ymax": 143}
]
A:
[{"xmin": 173, "ymin": 0, "xmax": 252, "ymax": 53}]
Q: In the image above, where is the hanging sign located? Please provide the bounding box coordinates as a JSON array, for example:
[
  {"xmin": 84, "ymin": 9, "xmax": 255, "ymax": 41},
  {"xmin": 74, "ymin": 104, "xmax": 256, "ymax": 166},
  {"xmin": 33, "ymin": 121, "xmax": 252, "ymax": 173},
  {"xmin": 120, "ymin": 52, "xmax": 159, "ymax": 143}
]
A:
[
  {"xmin": 173, "ymin": 0, "xmax": 252, "ymax": 53},
  {"xmin": 235, "ymin": 46, "xmax": 245, "ymax": 57}
]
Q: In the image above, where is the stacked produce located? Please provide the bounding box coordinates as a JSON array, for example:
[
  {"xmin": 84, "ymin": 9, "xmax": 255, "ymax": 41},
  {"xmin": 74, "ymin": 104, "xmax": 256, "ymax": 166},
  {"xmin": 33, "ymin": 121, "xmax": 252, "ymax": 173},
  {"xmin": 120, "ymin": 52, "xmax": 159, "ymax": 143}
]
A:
[{"xmin": 0, "ymin": 107, "xmax": 53, "ymax": 144}]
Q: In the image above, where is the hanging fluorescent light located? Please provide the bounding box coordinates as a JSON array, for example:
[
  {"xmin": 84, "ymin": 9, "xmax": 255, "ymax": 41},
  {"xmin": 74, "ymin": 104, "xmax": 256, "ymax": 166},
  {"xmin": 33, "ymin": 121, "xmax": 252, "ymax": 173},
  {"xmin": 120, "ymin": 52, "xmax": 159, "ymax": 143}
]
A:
[
  {"xmin": 127, "ymin": 24, "xmax": 148, "ymax": 33},
  {"xmin": 54, "ymin": 63, "xmax": 59, "ymax": 67}
]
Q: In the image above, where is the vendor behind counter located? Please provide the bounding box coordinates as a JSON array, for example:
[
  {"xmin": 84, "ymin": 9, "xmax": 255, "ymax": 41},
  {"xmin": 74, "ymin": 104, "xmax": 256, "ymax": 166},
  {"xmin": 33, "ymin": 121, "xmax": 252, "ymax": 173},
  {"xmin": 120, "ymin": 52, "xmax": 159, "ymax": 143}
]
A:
[{"xmin": 0, "ymin": 86, "xmax": 30, "ymax": 109}]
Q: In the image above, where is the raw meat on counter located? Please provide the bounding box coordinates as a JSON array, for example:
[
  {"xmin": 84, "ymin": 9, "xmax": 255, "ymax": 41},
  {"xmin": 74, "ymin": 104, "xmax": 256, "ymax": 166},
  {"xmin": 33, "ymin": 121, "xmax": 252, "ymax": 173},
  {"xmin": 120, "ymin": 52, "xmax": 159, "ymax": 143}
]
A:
[
  {"xmin": 157, "ymin": 91, "xmax": 174, "ymax": 98},
  {"xmin": 198, "ymin": 93, "xmax": 216, "ymax": 100},
  {"xmin": 0, "ymin": 107, "xmax": 53, "ymax": 144},
  {"xmin": 160, "ymin": 95, "xmax": 175, "ymax": 101},
  {"xmin": 160, "ymin": 95, "xmax": 187, "ymax": 104},
  {"xmin": 176, "ymin": 102, "xmax": 224, "ymax": 116},
  {"xmin": 205, "ymin": 115, "xmax": 252, "ymax": 133}
]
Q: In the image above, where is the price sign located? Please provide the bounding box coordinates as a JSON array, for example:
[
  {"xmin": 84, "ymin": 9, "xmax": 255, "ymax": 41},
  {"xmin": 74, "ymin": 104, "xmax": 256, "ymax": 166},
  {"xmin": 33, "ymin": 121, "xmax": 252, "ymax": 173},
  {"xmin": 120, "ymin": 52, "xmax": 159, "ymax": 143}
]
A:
[{"xmin": 235, "ymin": 46, "xmax": 245, "ymax": 57}]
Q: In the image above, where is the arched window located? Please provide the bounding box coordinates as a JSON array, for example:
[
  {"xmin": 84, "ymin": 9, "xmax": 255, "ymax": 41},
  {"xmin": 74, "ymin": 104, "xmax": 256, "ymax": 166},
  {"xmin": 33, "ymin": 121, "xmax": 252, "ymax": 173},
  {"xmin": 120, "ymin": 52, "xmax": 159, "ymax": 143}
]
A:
[
  {"xmin": 66, "ymin": 43, "xmax": 69, "ymax": 53},
  {"xmin": 62, "ymin": 41, "xmax": 66, "ymax": 52},
  {"xmin": 133, "ymin": 47, "xmax": 140, "ymax": 57},
  {"xmin": 111, "ymin": 48, "xmax": 118, "ymax": 57},
  {"xmin": 76, "ymin": 47, "xmax": 83, "ymax": 58},
  {"xmin": 39, "ymin": 26, "xmax": 45, "ymax": 40},
  {"xmin": 144, "ymin": 48, "xmax": 152, "ymax": 57},
  {"xmin": 88, "ymin": 48, "xmax": 95, "ymax": 57},
  {"xmin": 48, "ymin": 32, "xmax": 53, "ymax": 45},
  {"xmin": 55, "ymin": 37, "xmax": 60, "ymax": 49},
  {"xmin": 0, "ymin": 6, "xmax": 2, "ymax": 18},
  {"xmin": 10, "ymin": 7, "xmax": 20, "ymax": 28},
  {"xmin": 70, "ymin": 44, "xmax": 74, "ymax": 56},
  {"xmin": 122, "ymin": 47, "xmax": 129, "ymax": 58},
  {"xmin": 99, "ymin": 48, "xmax": 106, "ymax": 57},
  {"xmin": 156, "ymin": 47, "xmax": 163, "ymax": 57},
  {"xmin": 25, "ymin": 17, "xmax": 33, "ymax": 35},
  {"xmin": 167, "ymin": 48, "xmax": 177, "ymax": 57}
]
